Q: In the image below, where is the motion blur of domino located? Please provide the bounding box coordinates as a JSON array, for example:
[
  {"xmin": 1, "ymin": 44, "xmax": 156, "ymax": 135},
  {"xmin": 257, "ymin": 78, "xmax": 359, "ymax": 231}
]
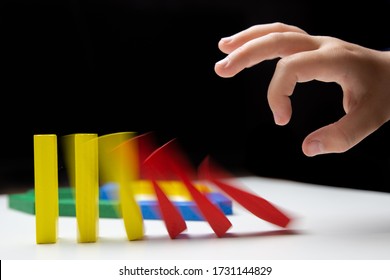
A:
[{"xmin": 23, "ymin": 132, "xmax": 290, "ymax": 243}]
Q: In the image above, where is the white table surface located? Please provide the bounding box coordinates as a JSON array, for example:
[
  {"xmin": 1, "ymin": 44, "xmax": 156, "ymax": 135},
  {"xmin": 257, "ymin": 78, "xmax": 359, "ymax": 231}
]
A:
[{"xmin": 1, "ymin": 176, "xmax": 390, "ymax": 260}]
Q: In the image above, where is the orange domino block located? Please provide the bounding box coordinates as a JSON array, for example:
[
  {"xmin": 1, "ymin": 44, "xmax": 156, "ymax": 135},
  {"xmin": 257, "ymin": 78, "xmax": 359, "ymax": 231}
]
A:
[
  {"xmin": 62, "ymin": 134, "xmax": 99, "ymax": 243},
  {"xmin": 34, "ymin": 134, "xmax": 59, "ymax": 244}
]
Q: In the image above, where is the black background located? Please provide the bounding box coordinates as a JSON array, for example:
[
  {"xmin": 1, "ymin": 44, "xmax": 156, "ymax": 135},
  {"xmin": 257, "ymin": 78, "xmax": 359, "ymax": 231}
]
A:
[{"xmin": 1, "ymin": 0, "xmax": 390, "ymax": 193}]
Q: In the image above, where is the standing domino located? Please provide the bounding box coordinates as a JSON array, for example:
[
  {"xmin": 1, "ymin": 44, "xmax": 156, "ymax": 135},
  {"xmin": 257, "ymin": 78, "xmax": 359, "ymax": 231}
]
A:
[{"xmin": 34, "ymin": 134, "xmax": 59, "ymax": 244}]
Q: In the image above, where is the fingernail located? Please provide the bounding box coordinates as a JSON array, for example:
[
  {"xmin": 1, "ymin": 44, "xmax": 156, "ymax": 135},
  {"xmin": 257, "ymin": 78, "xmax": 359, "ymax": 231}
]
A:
[
  {"xmin": 273, "ymin": 112, "xmax": 289, "ymax": 126},
  {"xmin": 273, "ymin": 113, "xmax": 283, "ymax": 125},
  {"xmin": 220, "ymin": 37, "xmax": 232, "ymax": 44},
  {"xmin": 215, "ymin": 56, "xmax": 230, "ymax": 68},
  {"xmin": 306, "ymin": 140, "xmax": 324, "ymax": 156}
]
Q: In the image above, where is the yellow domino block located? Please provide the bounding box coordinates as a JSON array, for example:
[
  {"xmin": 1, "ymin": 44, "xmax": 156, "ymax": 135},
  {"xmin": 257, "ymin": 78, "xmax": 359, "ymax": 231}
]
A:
[
  {"xmin": 63, "ymin": 133, "xmax": 99, "ymax": 243},
  {"xmin": 131, "ymin": 180, "xmax": 212, "ymax": 200},
  {"xmin": 34, "ymin": 134, "xmax": 59, "ymax": 244},
  {"xmin": 99, "ymin": 132, "xmax": 144, "ymax": 241},
  {"xmin": 75, "ymin": 134, "xmax": 99, "ymax": 243},
  {"xmin": 98, "ymin": 132, "xmax": 138, "ymax": 184}
]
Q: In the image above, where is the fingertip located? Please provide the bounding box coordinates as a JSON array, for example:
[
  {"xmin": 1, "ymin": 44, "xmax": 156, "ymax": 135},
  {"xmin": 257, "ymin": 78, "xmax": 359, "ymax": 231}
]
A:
[
  {"xmin": 218, "ymin": 37, "xmax": 233, "ymax": 52},
  {"xmin": 215, "ymin": 57, "xmax": 229, "ymax": 69},
  {"xmin": 219, "ymin": 36, "xmax": 232, "ymax": 45},
  {"xmin": 214, "ymin": 62, "xmax": 225, "ymax": 77},
  {"xmin": 302, "ymin": 120, "xmax": 360, "ymax": 156},
  {"xmin": 214, "ymin": 61, "xmax": 224, "ymax": 77},
  {"xmin": 215, "ymin": 57, "xmax": 235, "ymax": 78},
  {"xmin": 222, "ymin": 36, "xmax": 233, "ymax": 42},
  {"xmin": 302, "ymin": 140, "xmax": 324, "ymax": 157},
  {"xmin": 268, "ymin": 94, "xmax": 293, "ymax": 126},
  {"xmin": 272, "ymin": 109, "xmax": 291, "ymax": 126},
  {"xmin": 273, "ymin": 113, "xmax": 289, "ymax": 126}
]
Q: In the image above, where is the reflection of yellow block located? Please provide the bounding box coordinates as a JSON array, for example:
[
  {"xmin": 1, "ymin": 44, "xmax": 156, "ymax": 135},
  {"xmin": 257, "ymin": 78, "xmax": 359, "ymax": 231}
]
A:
[{"xmin": 34, "ymin": 134, "xmax": 58, "ymax": 244}]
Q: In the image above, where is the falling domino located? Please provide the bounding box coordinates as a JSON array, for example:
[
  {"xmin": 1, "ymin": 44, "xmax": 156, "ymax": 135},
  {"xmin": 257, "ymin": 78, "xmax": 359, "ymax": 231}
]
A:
[
  {"xmin": 144, "ymin": 139, "xmax": 232, "ymax": 237},
  {"xmin": 137, "ymin": 133, "xmax": 232, "ymax": 237},
  {"xmin": 151, "ymin": 179, "xmax": 187, "ymax": 239},
  {"xmin": 34, "ymin": 134, "xmax": 59, "ymax": 244},
  {"xmin": 198, "ymin": 156, "xmax": 291, "ymax": 228},
  {"xmin": 31, "ymin": 131, "xmax": 292, "ymax": 243},
  {"xmin": 124, "ymin": 133, "xmax": 187, "ymax": 239},
  {"xmin": 99, "ymin": 132, "xmax": 144, "ymax": 241}
]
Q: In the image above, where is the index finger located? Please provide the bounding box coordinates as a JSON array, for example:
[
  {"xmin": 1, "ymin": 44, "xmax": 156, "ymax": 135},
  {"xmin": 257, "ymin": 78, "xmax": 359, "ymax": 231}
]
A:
[
  {"xmin": 215, "ymin": 31, "xmax": 319, "ymax": 78},
  {"xmin": 218, "ymin": 22, "xmax": 308, "ymax": 54}
]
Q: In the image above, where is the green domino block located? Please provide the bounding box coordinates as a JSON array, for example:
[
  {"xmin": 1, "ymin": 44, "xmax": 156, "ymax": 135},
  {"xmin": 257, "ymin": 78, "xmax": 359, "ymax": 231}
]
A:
[
  {"xmin": 59, "ymin": 198, "xmax": 76, "ymax": 217},
  {"xmin": 59, "ymin": 197, "xmax": 119, "ymax": 218},
  {"xmin": 99, "ymin": 200, "xmax": 121, "ymax": 218},
  {"xmin": 8, "ymin": 188, "xmax": 119, "ymax": 218},
  {"xmin": 8, "ymin": 188, "xmax": 76, "ymax": 216},
  {"xmin": 58, "ymin": 187, "xmax": 74, "ymax": 199},
  {"xmin": 8, "ymin": 191, "xmax": 35, "ymax": 215}
]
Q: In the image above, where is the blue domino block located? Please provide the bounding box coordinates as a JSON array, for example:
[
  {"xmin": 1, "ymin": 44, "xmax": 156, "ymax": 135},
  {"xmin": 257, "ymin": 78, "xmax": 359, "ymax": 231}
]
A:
[{"xmin": 100, "ymin": 182, "xmax": 233, "ymax": 221}]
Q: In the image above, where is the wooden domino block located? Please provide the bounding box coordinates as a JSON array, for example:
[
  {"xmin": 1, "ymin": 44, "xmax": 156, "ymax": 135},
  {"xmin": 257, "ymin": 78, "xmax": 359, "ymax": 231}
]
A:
[
  {"xmin": 34, "ymin": 134, "xmax": 59, "ymax": 244},
  {"xmin": 98, "ymin": 132, "xmax": 144, "ymax": 241},
  {"xmin": 62, "ymin": 133, "xmax": 99, "ymax": 243}
]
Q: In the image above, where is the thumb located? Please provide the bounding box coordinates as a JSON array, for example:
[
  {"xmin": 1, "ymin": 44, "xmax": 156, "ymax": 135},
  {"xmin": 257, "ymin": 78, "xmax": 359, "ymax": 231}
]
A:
[{"xmin": 302, "ymin": 112, "xmax": 377, "ymax": 157}]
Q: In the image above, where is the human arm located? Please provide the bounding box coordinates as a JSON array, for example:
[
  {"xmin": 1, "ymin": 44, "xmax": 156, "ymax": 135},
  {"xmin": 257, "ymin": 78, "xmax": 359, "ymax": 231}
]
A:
[{"xmin": 215, "ymin": 22, "xmax": 390, "ymax": 156}]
